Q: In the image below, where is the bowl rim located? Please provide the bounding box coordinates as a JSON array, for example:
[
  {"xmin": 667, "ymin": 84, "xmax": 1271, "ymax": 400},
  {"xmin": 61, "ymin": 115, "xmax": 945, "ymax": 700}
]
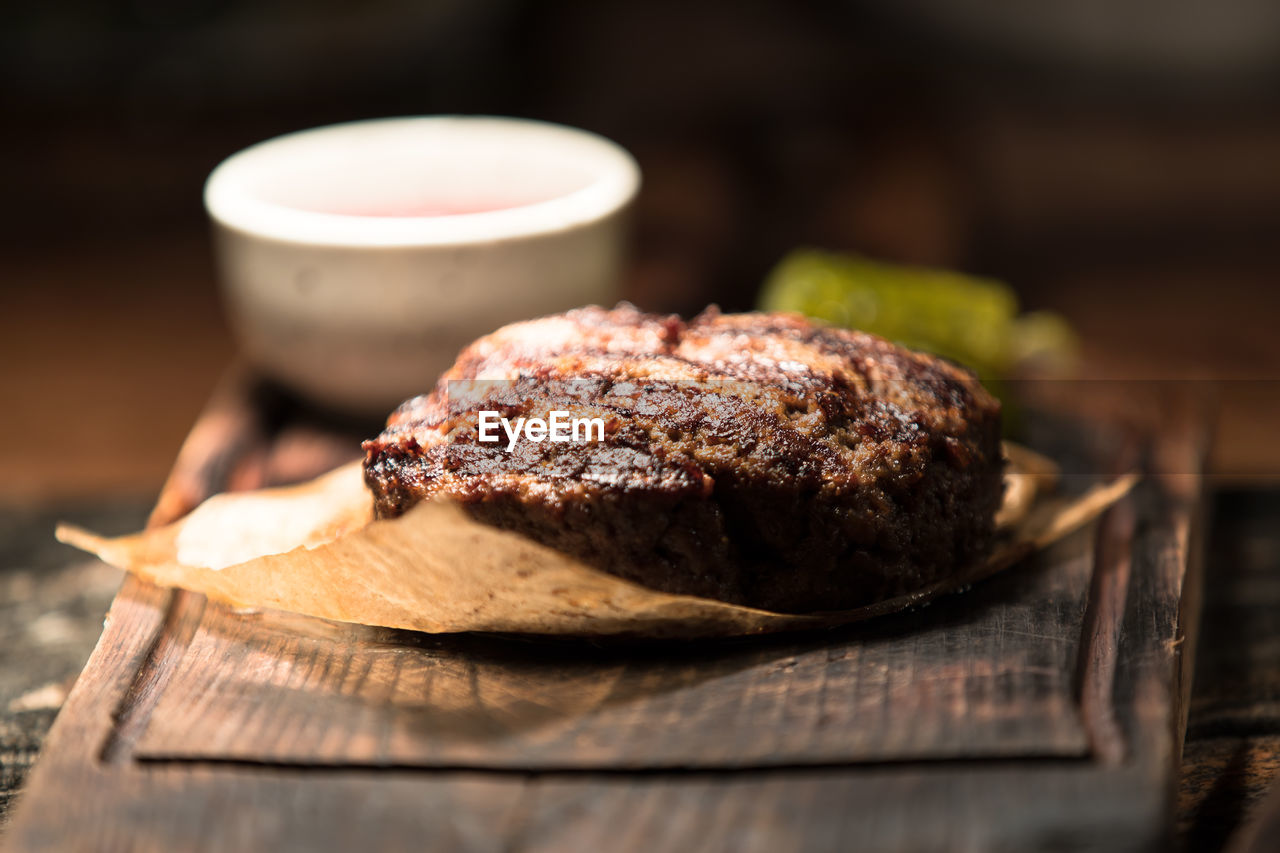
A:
[{"xmin": 204, "ymin": 115, "xmax": 641, "ymax": 248}]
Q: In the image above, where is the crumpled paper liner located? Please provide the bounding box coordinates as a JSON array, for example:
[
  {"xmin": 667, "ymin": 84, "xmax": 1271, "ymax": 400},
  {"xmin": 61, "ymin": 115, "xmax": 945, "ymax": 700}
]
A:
[{"xmin": 57, "ymin": 445, "xmax": 1136, "ymax": 638}]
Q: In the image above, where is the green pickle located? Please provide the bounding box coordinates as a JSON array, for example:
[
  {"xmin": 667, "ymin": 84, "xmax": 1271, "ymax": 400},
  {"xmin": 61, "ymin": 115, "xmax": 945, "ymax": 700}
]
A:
[{"xmin": 759, "ymin": 250, "xmax": 1078, "ymax": 435}]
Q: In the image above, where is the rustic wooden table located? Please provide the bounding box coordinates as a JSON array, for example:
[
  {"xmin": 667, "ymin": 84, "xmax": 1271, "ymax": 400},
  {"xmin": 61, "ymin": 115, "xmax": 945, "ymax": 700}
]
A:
[{"xmin": 1, "ymin": 487, "xmax": 1275, "ymax": 849}]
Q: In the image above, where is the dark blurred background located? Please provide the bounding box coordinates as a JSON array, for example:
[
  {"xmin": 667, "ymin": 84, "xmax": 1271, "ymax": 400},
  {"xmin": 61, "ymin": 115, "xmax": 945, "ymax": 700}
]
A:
[
  {"xmin": 3, "ymin": 0, "xmax": 1280, "ymax": 498},
  {"xmin": 4, "ymin": 3, "xmax": 1280, "ymax": 845}
]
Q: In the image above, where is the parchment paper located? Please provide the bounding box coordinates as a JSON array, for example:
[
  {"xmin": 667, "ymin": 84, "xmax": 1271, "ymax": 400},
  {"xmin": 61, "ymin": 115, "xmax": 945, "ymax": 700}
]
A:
[{"xmin": 58, "ymin": 445, "xmax": 1136, "ymax": 638}]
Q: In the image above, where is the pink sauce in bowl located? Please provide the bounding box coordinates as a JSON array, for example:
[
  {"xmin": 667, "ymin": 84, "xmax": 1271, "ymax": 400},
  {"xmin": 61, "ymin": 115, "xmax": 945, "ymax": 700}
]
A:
[{"xmin": 311, "ymin": 200, "xmax": 528, "ymax": 218}]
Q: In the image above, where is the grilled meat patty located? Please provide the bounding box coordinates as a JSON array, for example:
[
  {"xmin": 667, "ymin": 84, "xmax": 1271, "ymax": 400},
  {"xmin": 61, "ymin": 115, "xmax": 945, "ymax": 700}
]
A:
[{"xmin": 363, "ymin": 304, "xmax": 1003, "ymax": 613}]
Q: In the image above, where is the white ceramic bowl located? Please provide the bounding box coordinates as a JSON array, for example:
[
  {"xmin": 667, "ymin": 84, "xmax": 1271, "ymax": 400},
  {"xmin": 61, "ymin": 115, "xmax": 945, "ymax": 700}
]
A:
[{"xmin": 205, "ymin": 116, "xmax": 641, "ymax": 413}]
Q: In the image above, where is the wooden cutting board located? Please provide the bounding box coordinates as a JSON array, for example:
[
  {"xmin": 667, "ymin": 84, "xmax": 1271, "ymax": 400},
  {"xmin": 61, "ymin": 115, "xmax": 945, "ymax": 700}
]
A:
[{"xmin": 3, "ymin": 371, "xmax": 1209, "ymax": 852}]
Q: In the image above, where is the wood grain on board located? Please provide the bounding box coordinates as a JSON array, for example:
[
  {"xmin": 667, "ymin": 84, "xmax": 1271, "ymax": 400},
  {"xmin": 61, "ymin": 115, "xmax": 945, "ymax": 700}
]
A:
[
  {"xmin": 131, "ymin": 530, "xmax": 1094, "ymax": 769},
  {"xmin": 2, "ymin": 375, "xmax": 1209, "ymax": 852}
]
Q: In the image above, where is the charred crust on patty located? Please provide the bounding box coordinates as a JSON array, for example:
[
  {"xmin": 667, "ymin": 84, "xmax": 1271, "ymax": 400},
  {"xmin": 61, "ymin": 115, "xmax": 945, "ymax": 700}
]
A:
[{"xmin": 363, "ymin": 304, "xmax": 1004, "ymax": 613}]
